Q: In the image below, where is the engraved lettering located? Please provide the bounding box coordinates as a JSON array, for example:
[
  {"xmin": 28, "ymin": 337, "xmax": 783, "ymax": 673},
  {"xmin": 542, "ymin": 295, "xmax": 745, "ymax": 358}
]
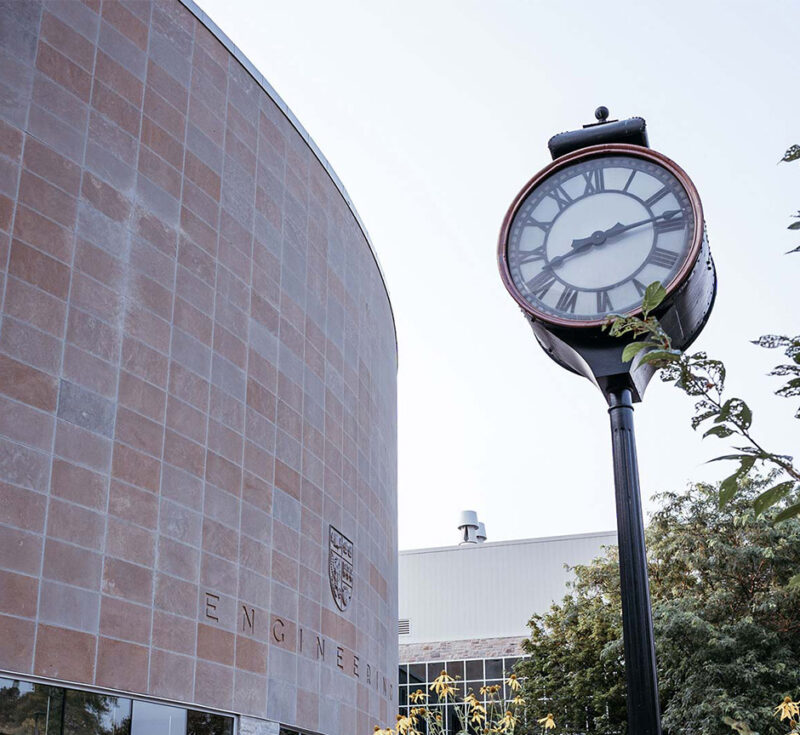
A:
[
  {"xmin": 316, "ymin": 635, "xmax": 325, "ymax": 659},
  {"xmin": 205, "ymin": 592, "xmax": 219, "ymax": 622},
  {"xmin": 298, "ymin": 627, "xmax": 303, "ymax": 652},
  {"xmin": 272, "ymin": 617, "xmax": 285, "ymax": 643},
  {"xmin": 336, "ymin": 646, "xmax": 344, "ymax": 670},
  {"xmin": 242, "ymin": 605, "xmax": 255, "ymax": 633},
  {"xmin": 353, "ymin": 655, "xmax": 360, "ymax": 678},
  {"xmin": 366, "ymin": 664, "xmax": 372, "ymax": 685}
]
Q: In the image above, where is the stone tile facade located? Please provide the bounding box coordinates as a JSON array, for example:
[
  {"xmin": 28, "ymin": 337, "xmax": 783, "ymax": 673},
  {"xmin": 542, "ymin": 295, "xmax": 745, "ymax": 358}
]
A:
[
  {"xmin": 399, "ymin": 636, "xmax": 526, "ymax": 663},
  {"xmin": 0, "ymin": 3, "xmax": 398, "ymax": 735}
]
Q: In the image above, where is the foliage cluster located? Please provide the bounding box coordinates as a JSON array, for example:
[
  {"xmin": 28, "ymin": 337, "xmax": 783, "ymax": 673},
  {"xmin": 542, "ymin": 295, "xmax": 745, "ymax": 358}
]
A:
[
  {"xmin": 517, "ymin": 481, "xmax": 800, "ymax": 735},
  {"xmin": 605, "ymin": 144, "xmax": 799, "ymax": 524},
  {"xmin": 606, "ymin": 281, "xmax": 800, "ymax": 528}
]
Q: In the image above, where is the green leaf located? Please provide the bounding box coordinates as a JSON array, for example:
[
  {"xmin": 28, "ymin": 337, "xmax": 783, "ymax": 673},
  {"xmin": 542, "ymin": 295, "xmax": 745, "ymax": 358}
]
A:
[
  {"xmin": 621, "ymin": 341, "xmax": 652, "ymax": 363},
  {"xmin": 753, "ymin": 481, "xmax": 795, "ymax": 516},
  {"xmin": 779, "ymin": 144, "xmax": 800, "ymax": 163},
  {"xmin": 706, "ymin": 454, "xmax": 752, "ymax": 463},
  {"xmin": 774, "ymin": 502, "xmax": 800, "ymax": 523},
  {"xmin": 719, "ymin": 457, "xmax": 758, "ymax": 507},
  {"xmin": 788, "ymin": 221, "xmax": 800, "ymax": 230},
  {"xmin": 641, "ymin": 282, "xmax": 667, "ymax": 316},
  {"xmin": 776, "ymin": 376, "xmax": 800, "ymax": 398},
  {"xmin": 788, "ymin": 572, "xmax": 800, "ymax": 589},
  {"xmin": 715, "ymin": 398, "xmax": 752, "ymax": 430},
  {"xmin": 787, "ymin": 244, "xmax": 800, "ymax": 254},
  {"xmin": 719, "ymin": 473, "xmax": 740, "ymax": 507},
  {"xmin": 703, "ymin": 425, "xmax": 734, "ymax": 439},
  {"xmin": 691, "ymin": 408, "xmax": 718, "ymax": 429},
  {"xmin": 638, "ymin": 349, "xmax": 681, "ymax": 366}
]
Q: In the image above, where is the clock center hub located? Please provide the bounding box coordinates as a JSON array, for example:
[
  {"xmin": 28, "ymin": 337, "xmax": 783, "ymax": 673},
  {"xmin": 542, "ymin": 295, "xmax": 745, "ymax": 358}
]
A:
[{"xmin": 547, "ymin": 192, "xmax": 651, "ymax": 291}]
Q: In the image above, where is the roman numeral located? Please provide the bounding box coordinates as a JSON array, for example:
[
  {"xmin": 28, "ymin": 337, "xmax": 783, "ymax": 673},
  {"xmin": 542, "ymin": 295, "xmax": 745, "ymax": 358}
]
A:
[
  {"xmin": 526, "ymin": 270, "xmax": 556, "ymax": 299},
  {"xmin": 524, "ymin": 216, "xmax": 552, "ymax": 232},
  {"xmin": 647, "ymin": 247, "xmax": 679, "ymax": 269},
  {"xmin": 596, "ymin": 290, "xmax": 613, "ymax": 312},
  {"xmin": 556, "ymin": 287, "xmax": 578, "ymax": 313},
  {"xmin": 549, "ymin": 185, "xmax": 573, "ymax": 211},
  {"xmin": 644, "ymin": 187, "xmax": 670, "ymax": 208},
  {"xmin": 582, "ymin": 169, "xmax": 605, "ymax": 195},
  {"xmin": 654, "ymin": 215, "xmax": 685, "ymax": 234},
  {"xmin": 518, "ymin": 246, "xmax": 547, "ymax": 265},
  {"xmin": 622, "ymin": 170, "xmax": 637, "ymax": 192},
  {"xmin": 632, "ymin": 279, "xmax": 647, "ymax": 296}
]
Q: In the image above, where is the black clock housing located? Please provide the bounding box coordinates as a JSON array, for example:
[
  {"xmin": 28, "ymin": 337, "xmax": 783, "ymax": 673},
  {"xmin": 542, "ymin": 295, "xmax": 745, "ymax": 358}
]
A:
[{"xmin": 498, "ymin": 120, "xmax": 716, "ymax": 402}]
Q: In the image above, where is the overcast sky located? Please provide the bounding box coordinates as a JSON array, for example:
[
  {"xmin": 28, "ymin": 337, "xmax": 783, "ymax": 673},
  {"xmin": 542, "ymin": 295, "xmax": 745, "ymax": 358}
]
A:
[{"xmin": 197, "ymin": 0, "xmax": 799, "ymax": 550}]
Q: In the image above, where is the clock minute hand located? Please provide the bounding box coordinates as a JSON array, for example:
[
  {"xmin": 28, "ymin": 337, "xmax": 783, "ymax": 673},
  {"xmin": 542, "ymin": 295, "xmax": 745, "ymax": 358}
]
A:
[{"xmin": 570, "ymin": 209, "xmax": 681, "ymax": 250}]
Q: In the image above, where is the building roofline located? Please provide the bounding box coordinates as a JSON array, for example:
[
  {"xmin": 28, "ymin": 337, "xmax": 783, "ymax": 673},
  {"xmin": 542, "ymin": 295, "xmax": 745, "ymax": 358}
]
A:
[
  {"xmin": 180, "ymin": 0, "xmax": 398, "ymax": 357},
  {"xmin": 399, "ymin": 529, "xmax": 617, "ymax": 556}
]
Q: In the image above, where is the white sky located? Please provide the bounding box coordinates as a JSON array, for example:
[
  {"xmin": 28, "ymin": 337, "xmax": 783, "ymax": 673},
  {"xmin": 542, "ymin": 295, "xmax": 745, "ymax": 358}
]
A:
[{"xmin": 197, "ymin": 0, "xmax": 799, "ymax": 550}]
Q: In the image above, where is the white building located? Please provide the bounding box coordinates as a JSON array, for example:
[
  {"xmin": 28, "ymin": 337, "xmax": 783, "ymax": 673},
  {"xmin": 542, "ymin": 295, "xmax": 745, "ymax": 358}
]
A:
[{"xmin": 397, "ymin": 513, "xmax": 616, "ymax": 727}]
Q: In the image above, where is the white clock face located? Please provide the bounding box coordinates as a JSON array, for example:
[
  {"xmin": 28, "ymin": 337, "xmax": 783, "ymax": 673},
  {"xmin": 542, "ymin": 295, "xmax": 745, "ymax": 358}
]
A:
[{"xmin": 505, "ymin": 154, "xmax": 696, "ymax": 323}]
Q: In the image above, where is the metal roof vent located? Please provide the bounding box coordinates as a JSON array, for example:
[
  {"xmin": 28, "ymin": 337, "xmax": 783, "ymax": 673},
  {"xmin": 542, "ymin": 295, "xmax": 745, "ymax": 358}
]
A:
[
  {"xmin": 398, "ymin": 619, "xmax": 411, "ymax": 635},
  {"xmin": 458, "ymin": 510, "xmax": 479, "ymax": 545},
  {"xmin": 477, "ymin": 521, "xmax": 487, "ymax": 543}
]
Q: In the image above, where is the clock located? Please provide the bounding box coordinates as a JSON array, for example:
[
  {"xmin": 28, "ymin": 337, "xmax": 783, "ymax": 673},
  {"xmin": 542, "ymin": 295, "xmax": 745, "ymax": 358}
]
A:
[{"xmin": 498, "ymin": 144, "xmax": 704, "ymax": 328}]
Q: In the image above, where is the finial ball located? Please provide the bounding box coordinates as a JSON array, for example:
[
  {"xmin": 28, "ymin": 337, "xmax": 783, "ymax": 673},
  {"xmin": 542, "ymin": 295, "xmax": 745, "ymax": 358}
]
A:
[{"xmin": 594, "ymin": 106, "xmax": 610, "ymax": 122}]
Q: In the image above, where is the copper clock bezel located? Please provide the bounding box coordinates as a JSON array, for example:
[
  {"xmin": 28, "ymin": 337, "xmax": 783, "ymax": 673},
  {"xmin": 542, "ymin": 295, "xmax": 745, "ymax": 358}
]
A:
[{"xmin": 498, "ymin": 143, "xmax": 704, "ymax": 328}]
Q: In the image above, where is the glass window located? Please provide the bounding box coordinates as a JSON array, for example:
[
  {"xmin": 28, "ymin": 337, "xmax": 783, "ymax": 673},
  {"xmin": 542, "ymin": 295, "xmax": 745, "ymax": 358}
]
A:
[
  {"xmin": 407, "ymin": 663, "xmax": 425, "ymax": 684},
  {"xmin": 131, "ymin": 701, "xmax": 186, "ymax": 735},
  {"xmin": 446, "ymin": 704, "xmax": 461, "ymax": 733},
  {"xmin": 64, "ymin": 690, "xmax": 131, "ymax": 735},
  {"xmin": 503, "ymin": 657, "xmax": 521, "ymax": 674},
  {"xmin": 426, "ymin": 663, "xmax": 444, "ymax": 682},
  {"xmin": 398, "ymin": 665, "xmax": 408, "ymax": 685},
  {"xmin": 2, "ymin": 678, "xmax": 232, "ymax": 735},
  {"xmin": 0, "ymin": 678, "xmax": 64, "ymax": 735},
  {"xmin": 186, "ymin": 710, "xmax": 232, "ymax": 735},
  {"xmin": 444, "ymin": 660, "xmax": 464, "ymax": 680},
  {"xmin": 484, "ymin": 659, "xmax": 503, "ymax": 679},
  {"xmin": 464, "ymin": 660, "xmax": 483, "ymax": 681}
]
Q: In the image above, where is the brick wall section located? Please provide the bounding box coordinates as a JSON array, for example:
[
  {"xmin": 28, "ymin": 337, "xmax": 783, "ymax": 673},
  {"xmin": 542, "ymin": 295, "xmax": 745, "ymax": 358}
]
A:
[
  {"xmin": 0, "ymin": 3, "xmax": 398, "ymax": 735},
  {"xmin": 399, "ymin": 636, "xmax": 527, "ymax": 662}
]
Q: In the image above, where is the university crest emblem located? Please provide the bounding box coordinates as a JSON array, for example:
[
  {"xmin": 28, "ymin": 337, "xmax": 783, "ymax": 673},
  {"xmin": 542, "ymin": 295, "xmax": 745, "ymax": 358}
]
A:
[{"xmin": 328, "ymin": 525, "xmax": 353, "ymax": 611}]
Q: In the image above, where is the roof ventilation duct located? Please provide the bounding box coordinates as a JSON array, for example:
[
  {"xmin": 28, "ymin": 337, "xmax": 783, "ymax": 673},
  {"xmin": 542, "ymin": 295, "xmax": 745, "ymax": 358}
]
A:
[{"xmin": 458, "ymin": 510, "xmax": 479, "ymax": 545}]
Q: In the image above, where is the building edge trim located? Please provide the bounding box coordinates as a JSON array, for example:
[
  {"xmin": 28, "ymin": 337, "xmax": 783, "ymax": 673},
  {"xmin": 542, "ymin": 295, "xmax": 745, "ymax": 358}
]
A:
[
  {"xmin": 399, "ymin": 529, "xmax": 617, "ymax": 556},
  {"xmin": 179, "ymin": 0, "xmax": 398, "ymax": 359}
]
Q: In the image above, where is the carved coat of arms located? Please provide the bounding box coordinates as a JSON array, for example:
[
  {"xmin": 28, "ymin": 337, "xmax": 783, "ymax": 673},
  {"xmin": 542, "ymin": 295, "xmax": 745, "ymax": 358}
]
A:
[{"xmin": 328, "ymin": 525, "xmax": 353, "ymax": 611}]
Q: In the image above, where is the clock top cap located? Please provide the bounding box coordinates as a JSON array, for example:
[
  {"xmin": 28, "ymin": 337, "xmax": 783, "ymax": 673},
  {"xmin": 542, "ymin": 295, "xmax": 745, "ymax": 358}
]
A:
[{"xmin": 549, "ymin": 114, "xmax": 649, "ymax": 159}]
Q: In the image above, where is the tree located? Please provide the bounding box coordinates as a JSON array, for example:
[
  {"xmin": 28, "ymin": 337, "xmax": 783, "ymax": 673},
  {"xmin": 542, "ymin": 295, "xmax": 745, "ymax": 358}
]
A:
[
  {"xmin": 607, "ymin": 283, "xmax": 800, "ymax": 527},
  {"xmin": 517, "ymin": 480, "xmax": 800, "ymax": 735},
  {"xmin": 605, "ymin": 146, "xmax": 799, "ymax": 525}
]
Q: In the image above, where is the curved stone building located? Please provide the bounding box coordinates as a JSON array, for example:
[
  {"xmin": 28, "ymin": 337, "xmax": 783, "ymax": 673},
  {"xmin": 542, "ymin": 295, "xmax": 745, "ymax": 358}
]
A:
[{"xmin": 0, "ymin": 3, "xmax": 398, "ymax": 735}]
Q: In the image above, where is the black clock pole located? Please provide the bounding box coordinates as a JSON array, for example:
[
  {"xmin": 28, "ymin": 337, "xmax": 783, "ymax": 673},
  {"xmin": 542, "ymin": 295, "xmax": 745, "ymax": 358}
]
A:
[
  {"xmin": 608, "ymin": 388, "xmax": 661, "ymax": 735},
  {"xmin": 498, "ymin": 108, "xmax": 716, "ymax": 735}
]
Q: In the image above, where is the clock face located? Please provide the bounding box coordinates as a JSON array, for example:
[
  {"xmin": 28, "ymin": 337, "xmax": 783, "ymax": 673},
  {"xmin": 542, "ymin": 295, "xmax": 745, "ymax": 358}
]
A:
[{"xmin": 502, "ymin": 151, "xmax": 698, "ymax": 325}]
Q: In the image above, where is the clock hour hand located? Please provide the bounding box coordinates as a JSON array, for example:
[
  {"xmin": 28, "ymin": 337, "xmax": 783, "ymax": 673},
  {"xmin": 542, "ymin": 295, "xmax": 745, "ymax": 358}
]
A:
[{"xmin": 570, "ymin": 209, "xmax": 681, "ymax": 250}]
